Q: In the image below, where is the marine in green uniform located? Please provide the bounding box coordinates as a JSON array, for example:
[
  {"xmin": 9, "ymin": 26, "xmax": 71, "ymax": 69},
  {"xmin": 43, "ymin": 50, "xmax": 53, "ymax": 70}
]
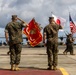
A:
[
  {"xmin": 43, "ymin": 17, "xmax": 62, "ymax": 70},
  {"xmin": 63, "ymin": 34, "xmax": 74, "ymax": 55},
  {"xmin": 5, "ymin": 15, "xmax": 27, "ymax": 71}
]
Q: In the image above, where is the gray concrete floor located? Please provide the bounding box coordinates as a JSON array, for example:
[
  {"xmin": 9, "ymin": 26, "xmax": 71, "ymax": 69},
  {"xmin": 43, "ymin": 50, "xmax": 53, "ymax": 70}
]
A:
[{"xmin": 0, "ymin": 46, "xmax": 76, "ymax": 75}]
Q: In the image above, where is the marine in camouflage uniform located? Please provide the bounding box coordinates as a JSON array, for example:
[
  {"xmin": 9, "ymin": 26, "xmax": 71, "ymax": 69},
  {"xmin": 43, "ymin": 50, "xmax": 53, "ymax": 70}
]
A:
[
  {"xmin": 43, "ymin": 17, "xmax": 62, "ymax": 70},
  {"xmin": 63, "ymin": 34, "xmax": 74, "ymax": 55},
  {"xmin": 5, "ymin": 15, "xmax": 27, "ymax": 71}
]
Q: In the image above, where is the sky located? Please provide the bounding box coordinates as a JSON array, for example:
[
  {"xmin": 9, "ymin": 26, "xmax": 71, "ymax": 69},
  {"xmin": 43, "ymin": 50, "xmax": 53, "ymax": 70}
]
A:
[{"xmin": 0, "ymin": 0, "xmax": 76, "ymax": 37}]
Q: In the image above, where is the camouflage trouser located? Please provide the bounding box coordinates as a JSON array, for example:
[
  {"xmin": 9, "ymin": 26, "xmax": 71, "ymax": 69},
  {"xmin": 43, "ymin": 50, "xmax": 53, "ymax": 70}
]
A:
[
  {"xmin": 67, "ymin": 44, "xmax": 73, "ymax": 54},
  {"xmin": 9, "ymin": 43, "xmax": 22, "ymax": 65},
  {"xmin": 46, "ymin": 41, "xmax": 58, "ymax": 67}
]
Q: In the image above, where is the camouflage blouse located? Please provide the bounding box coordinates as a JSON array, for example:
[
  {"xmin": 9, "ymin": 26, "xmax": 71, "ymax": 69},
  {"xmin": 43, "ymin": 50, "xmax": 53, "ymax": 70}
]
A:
[
  {"xmin": 5, "ymin": 22, "xmax": 25, "ymax": 44},
  {"xmin": 43, "ymin": 23, "xmax": 62, "ymax": 43}
]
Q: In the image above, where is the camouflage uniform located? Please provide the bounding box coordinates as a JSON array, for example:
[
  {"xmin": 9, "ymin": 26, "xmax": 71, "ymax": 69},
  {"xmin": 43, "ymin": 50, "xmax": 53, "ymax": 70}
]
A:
[
  {"xmin": 43, "ymin": 22, "xmax": 62, "ymax": 68},
  {"xmin": 5, "ymin": 21, "xmax": 25, "ymax": 65},
  {"xmin": 63, "ymin": 34, "xmax": 74, "ymax": 55}
]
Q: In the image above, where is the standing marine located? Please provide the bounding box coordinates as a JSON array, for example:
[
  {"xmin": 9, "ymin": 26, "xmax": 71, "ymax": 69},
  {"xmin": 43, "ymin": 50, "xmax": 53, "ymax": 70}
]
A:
[
  {"xmin": 63, "ymin": 33, "xmax": 74, "ymax": 55},
  {"xmin": 5, "ymin": 15, "xmax": 27, "ymax": 71},
  {"xmin": 43, "ymin": 17, "xmax": 62, "ymax": 70}
]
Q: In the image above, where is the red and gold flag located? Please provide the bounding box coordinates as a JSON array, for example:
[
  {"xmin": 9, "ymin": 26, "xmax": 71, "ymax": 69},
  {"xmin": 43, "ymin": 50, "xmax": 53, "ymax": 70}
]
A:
[{"xmin": 23, "ymin": 19, "xmax": 42, "ymax": 46}]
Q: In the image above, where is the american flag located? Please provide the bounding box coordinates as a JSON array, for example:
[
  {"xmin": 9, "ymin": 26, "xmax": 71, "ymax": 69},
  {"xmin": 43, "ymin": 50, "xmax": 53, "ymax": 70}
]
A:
[{"xmin": 69, "ymin": 14, "xmax": 76, "ymax": 34}]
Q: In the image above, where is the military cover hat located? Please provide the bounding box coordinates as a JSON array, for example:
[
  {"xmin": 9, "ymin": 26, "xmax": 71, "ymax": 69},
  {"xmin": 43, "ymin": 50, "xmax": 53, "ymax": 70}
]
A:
[
  {"xmin": 49, "ymin": 17, "xmax": 54, "ymax": 19},
  {"xmin": 12, "ymin": 15, "xmax": 17, "ymax": 18},
  {"xmin": 69, "ymin": 33, "xmax": 72, "ymax": 36}
]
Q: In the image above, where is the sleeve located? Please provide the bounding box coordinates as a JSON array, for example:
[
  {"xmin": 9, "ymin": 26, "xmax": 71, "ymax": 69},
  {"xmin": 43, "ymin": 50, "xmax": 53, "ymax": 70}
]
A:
[
  {"xmin": 59, "ymin": 25, "xmax": 63, "ymax": 29},
  {"xmin": 22, "ymin": 23, "xmax": 26, "ymax": 27},
  {"xmin": 43, "ymin": 27, "xmax": 47, "ymax": 34},
  {"xmin": 19, "ymin": 22, "xmax": 26, "ymax": 28},
  {"xmin": 5, "ymin": 25, "xmax": 8, "ymax": 33}
]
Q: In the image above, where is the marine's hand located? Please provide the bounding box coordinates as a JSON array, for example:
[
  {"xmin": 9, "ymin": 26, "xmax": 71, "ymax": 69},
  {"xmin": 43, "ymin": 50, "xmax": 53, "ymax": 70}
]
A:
[
  {"xmin": 6, "ymin": 39, "xmax": 10, "ymax": 45},
  {"xmin": 17, "ymin": 17, "xmax": 28, "ymax": 26},
  {"xmin": 17, "ymin": 17, "xmax": 21, "ymax": 20},
  {"xmin": 44, "ymin": 43, "xmax": 47, "ymax": 46}
]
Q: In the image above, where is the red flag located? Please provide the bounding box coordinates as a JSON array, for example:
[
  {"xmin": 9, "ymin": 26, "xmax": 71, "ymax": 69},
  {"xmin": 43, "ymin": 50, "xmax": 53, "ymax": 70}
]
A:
[
  {"xmin": 69, "ymin": 14, "xmax": 76, "ymax": 34},
  {"xmin": 23, "ymin": 19, "xmax": 42, "ymax": 46}
]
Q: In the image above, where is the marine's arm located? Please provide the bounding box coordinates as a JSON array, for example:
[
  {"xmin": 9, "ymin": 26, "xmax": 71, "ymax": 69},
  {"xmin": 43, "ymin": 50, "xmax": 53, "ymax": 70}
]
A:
[
  {"xmin": 43, "ymin": 33, "xmax": 46, "ymax": 43},
  {"xmin": 17, "ymin": 17, "xmax": 28, "ymax": 26},
  {"xmin": 5, "ymin": 31, "xmax": 9, "ymax": 44},
  {"xmin": 70, "ymin": 37, "xmax": 74, "ymax": 43},
  {"xmin": 43, "ymin": 27, "xmax": 47, "ymax": 46},
  {"xmin": 59, "ymin": 24, "xmax": 63, "ymax": 29}
]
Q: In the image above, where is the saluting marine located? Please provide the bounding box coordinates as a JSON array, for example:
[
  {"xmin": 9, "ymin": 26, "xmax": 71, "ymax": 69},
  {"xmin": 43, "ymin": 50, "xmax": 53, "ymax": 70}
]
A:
[
  {"xmin": 5, "ymin": 15, "xmax": 27, "ymax": 71},
  {"xmin": 43, "ymin": 17, "xmax": 62, "ymax": 70}
]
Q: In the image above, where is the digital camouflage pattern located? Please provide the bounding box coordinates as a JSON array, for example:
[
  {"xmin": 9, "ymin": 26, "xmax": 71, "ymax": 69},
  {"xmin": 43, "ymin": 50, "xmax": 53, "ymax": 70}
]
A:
[
  {"xmin": 5, "ymin": 22, "xmax": 24, "ymax": 45},
  {"xmin": 43, "ymin": 23, "xmax": 62, "ymax": 67},
  {"xmin": 9, "ymin": 43, "xmax": 22, "ymax": 65},
  {"xmin": 5, "ymin": 21, "xmax": 24, "ymax": 65},
  {"xmin": 64, "ymin": 34, "xmax": 74, "ymax": 54}
]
